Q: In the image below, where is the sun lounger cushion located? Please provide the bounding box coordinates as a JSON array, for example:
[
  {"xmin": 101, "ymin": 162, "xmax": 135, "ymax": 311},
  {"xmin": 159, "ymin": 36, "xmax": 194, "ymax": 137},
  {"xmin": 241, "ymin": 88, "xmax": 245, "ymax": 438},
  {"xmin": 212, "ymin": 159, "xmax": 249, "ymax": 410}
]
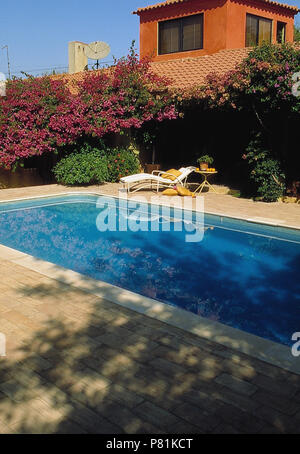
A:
[
  {"xmin": 162, "ymin": 188, "xmax": 178, "ymax": 196},
  {"xmin": 161, "ymin": 169, "xmax": 182, "ymax": 181},
  {"xmin": 176, "ymin": 185, "xmax": 195, "ymax": 197}
]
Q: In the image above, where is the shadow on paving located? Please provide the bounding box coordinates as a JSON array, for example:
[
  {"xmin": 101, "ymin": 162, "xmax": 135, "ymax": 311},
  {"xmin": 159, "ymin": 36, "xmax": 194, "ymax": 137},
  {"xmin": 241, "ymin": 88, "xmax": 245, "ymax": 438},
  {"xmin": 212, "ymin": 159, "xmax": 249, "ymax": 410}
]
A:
[{"xmin": 0, "ymin": 268, "xmax": 299, "ymax": 434}]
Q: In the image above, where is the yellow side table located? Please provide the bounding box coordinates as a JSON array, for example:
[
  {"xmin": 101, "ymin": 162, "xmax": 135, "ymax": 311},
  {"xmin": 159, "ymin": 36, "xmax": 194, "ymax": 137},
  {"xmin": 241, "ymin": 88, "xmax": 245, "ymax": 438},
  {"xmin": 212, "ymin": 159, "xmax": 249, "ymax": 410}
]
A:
[{"xmin": 193, "ymin": 170, "xmax": 218, "ymax": 194}]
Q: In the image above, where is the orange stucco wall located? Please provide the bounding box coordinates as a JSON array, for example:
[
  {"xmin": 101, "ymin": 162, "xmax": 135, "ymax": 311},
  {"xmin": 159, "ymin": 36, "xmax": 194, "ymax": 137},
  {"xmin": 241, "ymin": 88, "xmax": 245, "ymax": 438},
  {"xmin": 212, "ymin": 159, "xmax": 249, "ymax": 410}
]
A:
[
  {"xmin": 137, "ymin": 0, "xmax": 297, "ymax": 61},
  {"xmin": 226, "ymin": 0, "xmax": 295, "ymax": 49},
  {"xmin": 139, "ymin": 0, "xmax": 228, "ymax": 61}
]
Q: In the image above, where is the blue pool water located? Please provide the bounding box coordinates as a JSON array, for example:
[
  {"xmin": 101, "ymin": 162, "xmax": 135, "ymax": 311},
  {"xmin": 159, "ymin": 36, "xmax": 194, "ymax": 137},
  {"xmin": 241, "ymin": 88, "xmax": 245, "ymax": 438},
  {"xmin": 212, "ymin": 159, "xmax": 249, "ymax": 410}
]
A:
[{"xmin": 0, "ymin": 194, "xmax": 299, "ymax": 346}]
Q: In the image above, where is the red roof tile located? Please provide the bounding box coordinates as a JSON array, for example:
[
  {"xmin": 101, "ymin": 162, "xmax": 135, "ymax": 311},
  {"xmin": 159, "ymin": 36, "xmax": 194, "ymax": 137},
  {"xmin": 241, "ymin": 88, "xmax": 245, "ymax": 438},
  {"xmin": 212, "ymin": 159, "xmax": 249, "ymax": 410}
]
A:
[
  {"xmin": 52, "ymin": 68, "xmax": 112, "ymax": 94},
  {"xmin": 133, "ymin": 0, "xmax": 299, "ymax": 14},
  {"xmin": 53, "ymin": 44, "xmax": 300, "ymax": 92},
  {"xmin": 52, "ymin": 47, "xmax": 249, "ymax": 93},
  {"xmin": 150, "ymin": 47, "xmax": 250, "ymax": 88}
]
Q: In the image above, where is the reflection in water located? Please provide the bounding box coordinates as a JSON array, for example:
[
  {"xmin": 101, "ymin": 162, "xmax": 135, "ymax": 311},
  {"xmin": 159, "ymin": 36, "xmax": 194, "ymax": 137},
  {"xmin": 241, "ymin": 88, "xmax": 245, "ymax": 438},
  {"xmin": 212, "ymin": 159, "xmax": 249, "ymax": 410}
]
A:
[{"xmin": 0, "ymin": 200, "xmax": 299, "ymax": 346}]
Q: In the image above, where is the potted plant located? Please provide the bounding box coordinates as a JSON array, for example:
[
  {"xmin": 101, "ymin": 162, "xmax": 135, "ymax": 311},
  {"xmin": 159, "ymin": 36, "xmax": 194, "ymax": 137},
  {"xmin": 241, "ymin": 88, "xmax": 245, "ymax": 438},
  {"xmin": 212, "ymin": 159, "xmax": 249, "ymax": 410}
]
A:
[{"xmin": 197, "ymin": 155, "xmax": 214, "ymax": 171}]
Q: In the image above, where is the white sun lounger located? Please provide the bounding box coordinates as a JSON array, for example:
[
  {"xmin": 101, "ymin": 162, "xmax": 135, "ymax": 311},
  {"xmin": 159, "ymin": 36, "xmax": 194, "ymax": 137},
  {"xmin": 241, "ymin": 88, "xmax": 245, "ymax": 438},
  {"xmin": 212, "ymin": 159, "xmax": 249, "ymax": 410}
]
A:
[{"xmin": 120, "ymin": 166, "xmax": 196, "ymax": 193}]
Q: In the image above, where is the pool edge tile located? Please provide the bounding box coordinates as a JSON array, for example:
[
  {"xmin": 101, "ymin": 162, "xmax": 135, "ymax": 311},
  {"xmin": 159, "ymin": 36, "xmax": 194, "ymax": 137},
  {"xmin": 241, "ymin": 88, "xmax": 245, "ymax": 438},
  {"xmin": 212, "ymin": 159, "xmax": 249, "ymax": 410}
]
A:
[{"xmin": 0, "ymin": 244, "xmax": 28, "ymax": 260}]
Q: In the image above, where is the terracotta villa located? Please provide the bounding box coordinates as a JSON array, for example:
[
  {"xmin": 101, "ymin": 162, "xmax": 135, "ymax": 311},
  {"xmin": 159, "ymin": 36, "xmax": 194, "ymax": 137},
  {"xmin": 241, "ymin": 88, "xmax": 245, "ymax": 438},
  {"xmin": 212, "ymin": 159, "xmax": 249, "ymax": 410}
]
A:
[{"xmin": 133, "ymin": 0, "xmax": 299, "ymax": 88}]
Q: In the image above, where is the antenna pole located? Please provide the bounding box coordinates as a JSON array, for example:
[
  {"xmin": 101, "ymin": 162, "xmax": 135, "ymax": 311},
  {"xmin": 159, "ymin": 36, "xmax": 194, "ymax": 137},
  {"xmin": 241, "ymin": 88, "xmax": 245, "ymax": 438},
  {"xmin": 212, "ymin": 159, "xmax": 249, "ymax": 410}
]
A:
[{"xmin": 1, "ymin": 45, "xmax": 11, "ymax": 79}]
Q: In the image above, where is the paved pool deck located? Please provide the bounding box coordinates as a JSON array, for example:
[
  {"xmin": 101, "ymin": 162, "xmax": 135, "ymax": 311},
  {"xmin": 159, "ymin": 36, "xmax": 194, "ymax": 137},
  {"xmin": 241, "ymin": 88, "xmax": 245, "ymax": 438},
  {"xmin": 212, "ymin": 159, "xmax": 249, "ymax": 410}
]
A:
[{"xmin": 0, "ymin": 184, "xmax": 299, "ymax": 434}]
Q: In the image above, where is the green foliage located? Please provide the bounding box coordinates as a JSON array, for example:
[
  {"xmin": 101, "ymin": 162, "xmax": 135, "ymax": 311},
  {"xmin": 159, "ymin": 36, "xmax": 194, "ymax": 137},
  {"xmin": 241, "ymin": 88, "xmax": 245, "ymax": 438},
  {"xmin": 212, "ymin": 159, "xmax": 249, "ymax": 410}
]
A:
[
  {"xmin": 228, "ymin": 189, "xmax": 241, "ymax": 198},
  {"xmin": 197, "ymin": 155, "xmax": 214, "ymax": 165},
  {"xmin": 53, "ymin": 143, "xmax": 108, "ymax": 185},
  {"xmin": 140, "ymin": 130, "xmax": 156, "ymax": 150},
  {"xmin": 246, "ymin": 42, "xmax": 300, "ymax": 66},
  {"xmin": 53, "ymin": 140, "xmax": 141, "ymax": 186},
  {"xmin": 245, "ymin": 134, "xmax": 285, "ymax": 202},
  {"xmin": 106, "ymin": 147, "xmax": 140, "ymax": 182},
  {"xmin": 294, "ymin": 25, "xmax": 300, "ymax": 42}
]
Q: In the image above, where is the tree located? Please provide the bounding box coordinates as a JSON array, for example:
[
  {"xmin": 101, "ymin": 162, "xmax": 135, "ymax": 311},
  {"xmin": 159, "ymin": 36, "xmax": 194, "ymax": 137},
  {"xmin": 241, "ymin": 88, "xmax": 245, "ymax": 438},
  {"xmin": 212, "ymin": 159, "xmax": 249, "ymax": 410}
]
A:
[{"xmin": 294, "ymin": 25, "xmax": 300, "ymax": 42}]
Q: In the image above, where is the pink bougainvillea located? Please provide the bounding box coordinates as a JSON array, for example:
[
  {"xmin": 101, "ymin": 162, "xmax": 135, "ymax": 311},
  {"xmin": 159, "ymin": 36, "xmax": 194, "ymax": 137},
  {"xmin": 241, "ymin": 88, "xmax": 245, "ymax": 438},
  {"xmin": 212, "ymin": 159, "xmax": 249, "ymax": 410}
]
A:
[
  {"xmin": 0, "ymin": 50, "xmax": 177, "ymax": 169},
  {"xmin": 0, "ymin": 77, "xmax": 72, "ymax": 168}
]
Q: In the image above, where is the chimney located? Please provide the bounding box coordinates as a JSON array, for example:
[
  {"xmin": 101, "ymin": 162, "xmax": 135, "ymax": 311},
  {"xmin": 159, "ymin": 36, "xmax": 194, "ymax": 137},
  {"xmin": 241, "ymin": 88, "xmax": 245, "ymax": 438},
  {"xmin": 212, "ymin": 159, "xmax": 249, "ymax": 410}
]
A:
[{"xmin": 68, "ymin": 41, "xmax": 88, "ymax": 74}]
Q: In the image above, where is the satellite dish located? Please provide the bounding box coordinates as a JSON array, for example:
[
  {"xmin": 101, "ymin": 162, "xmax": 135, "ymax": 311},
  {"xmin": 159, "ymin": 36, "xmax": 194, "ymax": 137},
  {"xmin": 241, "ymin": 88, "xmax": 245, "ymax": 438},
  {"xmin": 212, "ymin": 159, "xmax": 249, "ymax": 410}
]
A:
[{"xmin": 84, "ymin": 41, "xmax": 110, "ymax": 60}]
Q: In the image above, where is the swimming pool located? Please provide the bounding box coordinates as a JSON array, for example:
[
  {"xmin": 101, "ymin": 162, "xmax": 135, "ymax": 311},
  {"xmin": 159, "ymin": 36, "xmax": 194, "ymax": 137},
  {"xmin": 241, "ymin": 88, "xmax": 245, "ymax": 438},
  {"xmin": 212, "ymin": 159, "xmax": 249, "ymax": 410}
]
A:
[{"xmin": 0, "ymin": 193, "xmax": 299, "ymax": 347}]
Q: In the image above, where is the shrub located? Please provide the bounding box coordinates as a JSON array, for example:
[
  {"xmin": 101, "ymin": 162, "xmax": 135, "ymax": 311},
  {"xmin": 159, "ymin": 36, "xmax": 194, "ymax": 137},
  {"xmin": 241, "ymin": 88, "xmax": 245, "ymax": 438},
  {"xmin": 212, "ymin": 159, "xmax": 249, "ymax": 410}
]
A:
[
  {"xmin": 106, "ymin": 147, "xmax": 140, "ymax": 182},
  {"xmin": 53, "ymin": 143, "xmax": 108, "ymax": 185},
  {"xmin": 228, "ymin": 189, "xmax": 241, "ymax": 198},
  {"xmin": 245, "ymin": 134, "xmax": 285, "ymax": 202},
  {"xmin": 251, "ymin": 158, "xmax": 285, "ymax": 202}
]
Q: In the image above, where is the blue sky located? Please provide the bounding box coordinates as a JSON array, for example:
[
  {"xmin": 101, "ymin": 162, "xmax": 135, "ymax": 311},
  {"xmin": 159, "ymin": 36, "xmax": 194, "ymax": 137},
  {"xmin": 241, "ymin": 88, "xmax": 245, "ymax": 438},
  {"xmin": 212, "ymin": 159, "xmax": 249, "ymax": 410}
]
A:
[{"xmin": 0, "ymin": 0, "xmax": 299, "ymax": 78}]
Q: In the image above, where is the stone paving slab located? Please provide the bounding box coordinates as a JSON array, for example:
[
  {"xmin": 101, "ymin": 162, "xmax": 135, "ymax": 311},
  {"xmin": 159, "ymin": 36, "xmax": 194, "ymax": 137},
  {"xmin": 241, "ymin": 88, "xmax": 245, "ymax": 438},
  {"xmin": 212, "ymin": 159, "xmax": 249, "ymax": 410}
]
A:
[
  {"xmin": 0, "ymin": 184, "xmax": 299, "ymax": 433},
  {"xmin": 0, "ymin": 259, "xmax": 299, "ymax": 434}
]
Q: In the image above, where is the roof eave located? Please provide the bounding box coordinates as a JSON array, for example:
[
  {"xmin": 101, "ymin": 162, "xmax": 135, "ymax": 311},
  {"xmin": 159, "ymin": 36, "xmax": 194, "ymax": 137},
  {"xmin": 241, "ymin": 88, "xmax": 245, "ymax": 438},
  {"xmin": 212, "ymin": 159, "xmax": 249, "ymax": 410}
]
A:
[{"xmin": 132, "ymin": 0, "xmax": 299, "ymax": 15}]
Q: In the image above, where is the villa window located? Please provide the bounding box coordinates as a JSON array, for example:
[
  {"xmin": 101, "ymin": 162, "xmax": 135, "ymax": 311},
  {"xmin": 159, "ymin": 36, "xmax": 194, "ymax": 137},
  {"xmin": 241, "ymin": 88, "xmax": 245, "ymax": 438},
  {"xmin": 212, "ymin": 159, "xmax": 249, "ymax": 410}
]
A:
[
  {"xmin": 158, "ymin": 14, "xmax": 203, "ymax": 55},
  {"xmin": 277, "ymin": 21, "xmax": 286, "ymax": 43},
  {"xmin": 246, "ymin": 14, "xmax": 272, "ymax": 47}
]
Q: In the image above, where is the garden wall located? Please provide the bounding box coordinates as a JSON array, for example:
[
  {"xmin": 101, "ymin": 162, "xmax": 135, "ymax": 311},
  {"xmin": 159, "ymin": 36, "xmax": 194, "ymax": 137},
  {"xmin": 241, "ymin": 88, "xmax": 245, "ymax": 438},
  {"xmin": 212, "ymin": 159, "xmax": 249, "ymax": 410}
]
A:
[
  {"xmin": 153, "ymin": 108, "xmax": 300, "ymax": 193},
  {"xmin": 153, "ymin": 109, "xmax": 255, "ymax": 190},
  {"xmin": 0, "ymin": 168, "xmax": 44, "ymax": 189}
]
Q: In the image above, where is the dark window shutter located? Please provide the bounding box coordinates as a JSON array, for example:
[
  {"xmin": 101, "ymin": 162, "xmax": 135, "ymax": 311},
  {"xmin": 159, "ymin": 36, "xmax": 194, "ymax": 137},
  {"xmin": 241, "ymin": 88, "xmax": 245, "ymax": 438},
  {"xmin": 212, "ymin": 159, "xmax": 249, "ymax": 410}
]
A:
[
  {"xmin": 246, "ymin": 14, "xmax": 272, "ymax": 47},
  {"xmin": 159, "ymin": 14, "xmax": 203, "ymax": 55},
  {"xmin": 159, "ymin": 19, "xmax": 180, "ymax": 54},
  {"xmin": 182, "ymin": 14, "xmax": 203, "ymax": 51},
  {"xmin": 246, "ymin": 14, "xmax": 258, "ymax": 47},
  {"xmin": 258, "ymin": 18, "xmax": 272, "ymax": 45}
]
